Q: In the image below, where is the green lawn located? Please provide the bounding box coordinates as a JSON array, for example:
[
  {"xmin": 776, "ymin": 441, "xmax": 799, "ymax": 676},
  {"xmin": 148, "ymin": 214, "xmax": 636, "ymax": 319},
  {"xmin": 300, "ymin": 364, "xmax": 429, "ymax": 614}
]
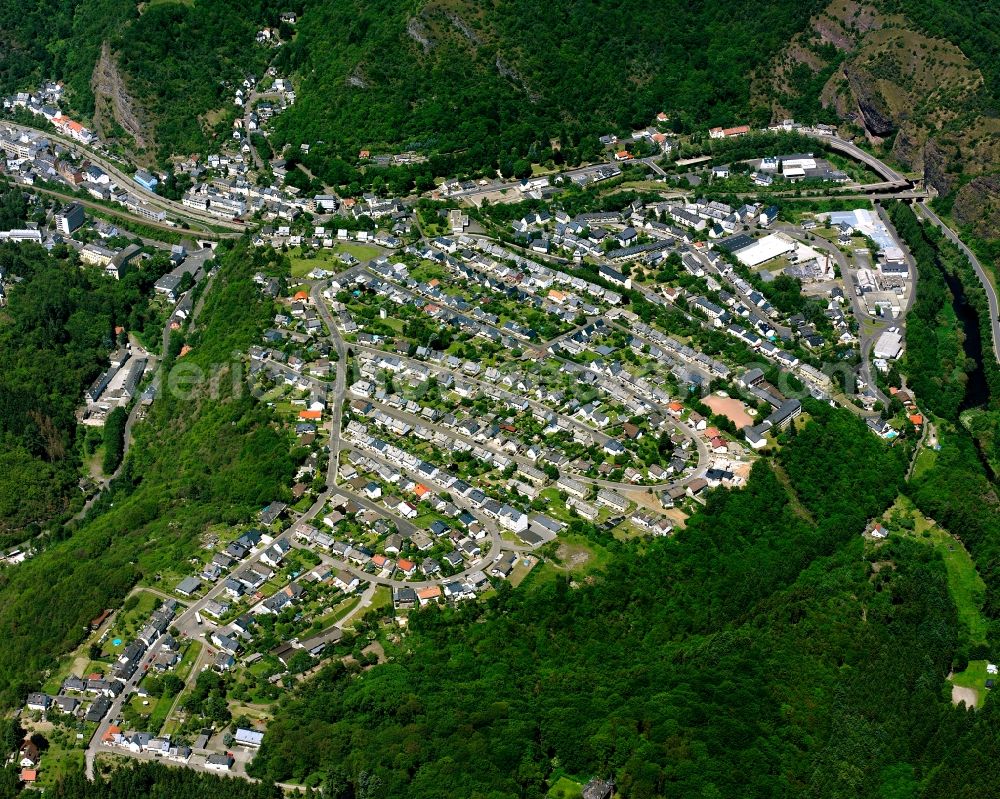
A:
[
  {"xmin": 37, "ymin": 745, "xmax": 85, "ymax": 790},
  {"xmin": 175, "ymin": 640, "xmax": 202, "ymax": 683},
  {"xmin": 102, "ymin": 590, "xmax": 159, "ymax": 655},
  {"xmin": 369, "ymin": 585, "xmax": 392, "ymax": 613},
  {"xmin": 409, "ymin": 262, "xmax": 451, "ymax": 283},
  {"xmin": 910, "ymin": 446, "xmax": 938, "ymax": 481},
  {"xmin": 538, "ymin": 488, "xmax": 576, "ymax": 524},
  {"xmin": 146, "ymin": 692, "xmax": 175, "ymax": 735},
  {"xmin": 547, "ymin": 775, "xmax": 584, "ymax": 799},
  {"xmin": 312, "ymin": 595, "xmax": 359, "ymax": 629},
  {"xmin": 289, "ymin": 243, "xmax": 383, "ymax": 277}
]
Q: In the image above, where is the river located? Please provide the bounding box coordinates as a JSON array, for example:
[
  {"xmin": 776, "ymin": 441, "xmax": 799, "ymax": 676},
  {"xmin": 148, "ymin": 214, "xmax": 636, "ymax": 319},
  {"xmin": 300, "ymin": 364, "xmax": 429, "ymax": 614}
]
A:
[
  {"xmin": 941, "ymin": 267, "xmax": 990, "ymax": 412},
  {"xmin": 940, "ymin": 266, "xmax": 996, "ymax": 479}
]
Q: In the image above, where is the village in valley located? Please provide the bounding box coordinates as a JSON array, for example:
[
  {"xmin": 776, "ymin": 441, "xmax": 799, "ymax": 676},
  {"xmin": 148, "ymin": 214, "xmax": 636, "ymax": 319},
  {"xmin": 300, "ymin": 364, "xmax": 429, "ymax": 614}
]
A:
[{"xmin": 3, "ymin": 12, "xmax": 981, "ymax": 787}]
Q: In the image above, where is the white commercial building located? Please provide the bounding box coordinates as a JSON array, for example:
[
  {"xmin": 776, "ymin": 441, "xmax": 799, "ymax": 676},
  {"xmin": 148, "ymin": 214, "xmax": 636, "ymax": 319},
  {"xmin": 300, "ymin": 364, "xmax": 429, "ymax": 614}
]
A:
[
  {"xmin": 734, "ymin": 233, "xmax": 796, "ymax": 268},
  {"xmin": 873, "ymin": 329, "xmax": 904, "ymax": 360}
]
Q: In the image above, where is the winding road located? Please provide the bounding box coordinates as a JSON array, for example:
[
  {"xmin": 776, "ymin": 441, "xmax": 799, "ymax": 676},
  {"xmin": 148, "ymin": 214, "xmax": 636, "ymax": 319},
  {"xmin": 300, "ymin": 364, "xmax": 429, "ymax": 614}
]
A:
[{"xmin": 914, "ymin": 200, "xmax": 1000, "ymax": 365}]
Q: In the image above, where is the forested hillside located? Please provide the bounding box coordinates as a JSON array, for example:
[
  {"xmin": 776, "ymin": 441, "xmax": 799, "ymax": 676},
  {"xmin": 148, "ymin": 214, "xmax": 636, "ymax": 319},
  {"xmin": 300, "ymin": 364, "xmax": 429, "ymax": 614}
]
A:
[
  {"xmin": 0, "ymin": 223, "xmax": 173, "ymax": 545},
  {"xmin": 244, "ymin": 405, "xmax": 991, "ymax": 798},
  {"xmin": 3, "ymin": 0, "xmax": 999, "ymax": 196},
  {"xmin": 270, "ymin": 0, "xmax": 826, "ymax": 159},
  {"xmin": 0, "ymin": 240, "xmax": 296, "ymax": 710}
]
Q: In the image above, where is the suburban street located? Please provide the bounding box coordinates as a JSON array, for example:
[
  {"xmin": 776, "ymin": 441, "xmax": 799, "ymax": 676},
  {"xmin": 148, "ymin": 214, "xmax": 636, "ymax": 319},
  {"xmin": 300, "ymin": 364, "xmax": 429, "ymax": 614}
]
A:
[{"xmin": 16, "ymin": 93, "xmax": 980, "ymax": 791}]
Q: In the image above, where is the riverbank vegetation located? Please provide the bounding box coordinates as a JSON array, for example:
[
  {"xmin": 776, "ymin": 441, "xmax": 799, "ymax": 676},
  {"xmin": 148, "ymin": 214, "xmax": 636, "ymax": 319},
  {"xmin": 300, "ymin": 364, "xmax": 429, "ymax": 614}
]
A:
[{"xmin": 888, "ymin": 203, "xmax": 969, "ymax": 420}]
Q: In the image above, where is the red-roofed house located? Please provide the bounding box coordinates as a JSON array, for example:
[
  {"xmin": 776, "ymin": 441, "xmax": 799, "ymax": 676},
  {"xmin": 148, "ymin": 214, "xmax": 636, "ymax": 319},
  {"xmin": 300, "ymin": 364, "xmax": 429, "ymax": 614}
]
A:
[
  {"xmin": 709, "ymin": 125, "xmax": 750, "ymax": 139},
  {"xmin": 417, "ymin": 585, "xmax": 442, "ymax": 605},
  {"xmin": 397, "ymin": 558, "xmax": 416, "ymax": 577}
]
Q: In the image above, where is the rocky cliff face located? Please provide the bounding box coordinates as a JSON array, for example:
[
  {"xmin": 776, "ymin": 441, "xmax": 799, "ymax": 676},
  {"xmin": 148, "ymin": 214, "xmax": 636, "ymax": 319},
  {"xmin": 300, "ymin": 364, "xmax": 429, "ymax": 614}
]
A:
[
  {"xmin": 954, "ymin": 176, "xmax": 1000, "ymax": 241},
  {"xmin": 91, "ymin": 41, "xmax": 151, "ymax": 154},
  {"xmin": 756, "ymin": 0, "xmax": 1000, "ymax": 203},
  {"xmin": 842, "ymin": 64, "xmax": 895, "ymax": 138}
]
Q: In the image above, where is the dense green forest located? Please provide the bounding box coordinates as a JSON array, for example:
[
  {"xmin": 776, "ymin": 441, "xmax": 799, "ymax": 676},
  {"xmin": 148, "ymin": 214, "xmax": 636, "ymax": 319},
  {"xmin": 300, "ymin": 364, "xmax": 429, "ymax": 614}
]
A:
[
  {"xmin": 109, "ymin": 0, "xmax": 280, "ymax": 160},
  {"xmin": 2, "ymin": 0, "xmax": 999, "ymax": 177},
  {"xmin": 0, "ymin": 240, "xmax": 295, "ymax": 710},
  {"xmin": 0, "ymin": 238, "xmax": 171, "ymax": 545},
  {"xmin": 273, "ymin": 0, "xmax": 827, "ymax": 178},
  {"xmin": 0, "ymin": 0, "xmax": 285, "ymax": 161}
]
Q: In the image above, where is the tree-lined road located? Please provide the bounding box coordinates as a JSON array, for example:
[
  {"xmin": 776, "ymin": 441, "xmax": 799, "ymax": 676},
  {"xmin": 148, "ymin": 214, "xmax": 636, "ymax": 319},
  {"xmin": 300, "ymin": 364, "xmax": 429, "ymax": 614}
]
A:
[{"xmin": 914, "ymin": 200, "xmax": 1000, "ymax": 365}]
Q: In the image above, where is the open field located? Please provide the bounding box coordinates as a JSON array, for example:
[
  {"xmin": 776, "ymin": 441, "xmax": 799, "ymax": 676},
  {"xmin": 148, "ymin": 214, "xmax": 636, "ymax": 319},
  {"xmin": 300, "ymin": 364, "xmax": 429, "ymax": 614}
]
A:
[
  {"xmin": 289, "ymin": 244, "xmax": 383, "ymax": 277},
  {"xmin": 704, "ymin": 393, "xmax": 754, "ymax": 428}
]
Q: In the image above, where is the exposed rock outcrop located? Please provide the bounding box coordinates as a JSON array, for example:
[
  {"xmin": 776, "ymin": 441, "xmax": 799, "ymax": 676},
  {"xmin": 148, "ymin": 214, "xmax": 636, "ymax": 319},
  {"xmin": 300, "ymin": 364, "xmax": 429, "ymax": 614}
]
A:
[
  {"xmin": 843, "ymin": 65, "xmax": 896, "ymax": 138},
  {"xmin": 91, "ymin": 42, "xmax": 150, "ymax": 151},
  {"xmin": 921, "ymin": 138, "xmax": 954, "ymax": 197},
  {"xmin": 446, "ymin": 11, "xmax": 481, "ymax": 47},
  {"xmin": 953, "ymin": 176, "xmax": 1000, "ymax": 241},
  {"xmin": 406, "ymin": 17, "xmax": 434, "ymax": 52}
]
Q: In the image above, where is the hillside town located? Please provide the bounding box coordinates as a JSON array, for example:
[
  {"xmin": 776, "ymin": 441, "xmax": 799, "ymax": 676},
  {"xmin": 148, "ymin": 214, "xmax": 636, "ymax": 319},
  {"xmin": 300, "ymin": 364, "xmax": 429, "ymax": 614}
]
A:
[{"xmin": 0, "ymin": 61, "xmax": 967, "ymax": 792}]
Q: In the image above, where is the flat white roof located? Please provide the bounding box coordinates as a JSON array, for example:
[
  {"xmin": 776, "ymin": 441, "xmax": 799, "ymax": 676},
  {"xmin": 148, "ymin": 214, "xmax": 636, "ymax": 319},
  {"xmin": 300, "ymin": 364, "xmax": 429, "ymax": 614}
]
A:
[
  {"xmin": 735, "ymin": 233, "xmax": 796, "ymax": 267},
  {"xmin": 874, "ymin": 330, "xmax": 904, "ymax": 360}
]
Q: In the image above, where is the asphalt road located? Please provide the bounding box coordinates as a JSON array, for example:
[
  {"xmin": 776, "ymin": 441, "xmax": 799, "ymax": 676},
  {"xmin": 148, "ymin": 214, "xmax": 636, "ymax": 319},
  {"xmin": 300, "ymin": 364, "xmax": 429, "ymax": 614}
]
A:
[
  {"xmin": 914, "ymin": 200, "xmax": 1000, "ymax": 364},
  {"xmin": 800, "ymin": 129, "xmax": 910, "ymax": 187},
  {"xmin": 6, "ymin": 121, "xmax": 245, "ymax": 231}
]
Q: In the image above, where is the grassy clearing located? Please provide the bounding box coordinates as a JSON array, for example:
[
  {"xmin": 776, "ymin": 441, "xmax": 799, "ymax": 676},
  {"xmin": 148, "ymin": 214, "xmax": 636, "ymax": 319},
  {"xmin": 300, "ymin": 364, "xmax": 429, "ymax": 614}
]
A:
[
  {"xmin": 951, "ymin": 660, "xmax": 989, "ymax": 691},
  {"xmin": 289, "ymin": 244, "xmax": 383, "ymax": 277},
  {"xmin": 910, "ymin": 445, "xmax": 938, "ymax": 480},
  {"xmin": 533, "ymin": 533, "xmax": 613, "ymax": 587},
  {"xmin": 886, "ymin": 496, "xmax": 988, "ymax": 647},
  {"xmin": 175, "ymin": 639, "xmax": 202, "ymax": 683},
  {"xmin": 37, "ymin": 744, "xmax": 85, "ymax": 790},
  {"xmin": 509, "ymin": 555, "xmax": 538, "ymax": 587},
  {"xmin": 369, "ymin": 585, "xmax": 392, "ymax": 613},
  {"xmin": 538, "ymin": 488, "xmax": 577, "ymax": 525},
  {"xmin": 146, "ymin": 694, "xmax": 175, "ymax": 735},
  {"xmin": 312, "ymin": 595, "xmax": 359, "ymax": 629},
  {"xmin": 547, "ymin": 775, "xmax": 584, "ymax": 799}
]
